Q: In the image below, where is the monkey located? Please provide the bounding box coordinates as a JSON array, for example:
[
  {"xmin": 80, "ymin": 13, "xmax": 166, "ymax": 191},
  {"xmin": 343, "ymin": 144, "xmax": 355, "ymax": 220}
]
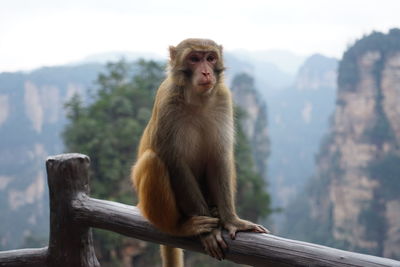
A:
[{"xmin": 131, "ymin": 38, "xmax": 269, "ymax": 267}]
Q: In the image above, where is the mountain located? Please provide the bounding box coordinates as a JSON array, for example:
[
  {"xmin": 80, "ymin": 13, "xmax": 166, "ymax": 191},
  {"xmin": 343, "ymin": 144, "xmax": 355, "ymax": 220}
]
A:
[
  {"xmin": 231, "ymin": 73, "xmax": 270, "ymax": 180},
  {"xmin": 232, "ymin": 49, "xmax": 306, "ymax": 75},
  {"xmin": 267, "ymin": 54, "xmax": 337, "ymax": 222},
  {"xmin": 283, "ymin": 29, "xmax": 400, "ymax": 260},
  {"xmin": 0, "ymin": 63, "xmax": 103, "ymax": 249},
  {"xmin": 231, "ymin": 49, "xmax": 305, "ymax": 96}
]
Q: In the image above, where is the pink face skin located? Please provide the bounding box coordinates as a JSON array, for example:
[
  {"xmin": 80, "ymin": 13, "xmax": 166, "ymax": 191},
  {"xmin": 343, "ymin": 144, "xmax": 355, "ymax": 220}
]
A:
[{"xmin": 186, "ymin": 51, "xmax": 218, "ymax": 94}]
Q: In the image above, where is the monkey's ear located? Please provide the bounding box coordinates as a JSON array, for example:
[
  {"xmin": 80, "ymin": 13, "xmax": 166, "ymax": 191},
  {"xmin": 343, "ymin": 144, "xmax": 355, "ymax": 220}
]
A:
[{"xmin": 169, "ymin": 46, "xmax": 177, "ymax": 61}]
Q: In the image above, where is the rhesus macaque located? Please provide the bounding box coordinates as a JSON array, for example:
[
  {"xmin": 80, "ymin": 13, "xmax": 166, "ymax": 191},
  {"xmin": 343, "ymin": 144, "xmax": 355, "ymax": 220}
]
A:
[{"xmin": 131, "ymin": 38, "xmax": 269, "ymax": 267}]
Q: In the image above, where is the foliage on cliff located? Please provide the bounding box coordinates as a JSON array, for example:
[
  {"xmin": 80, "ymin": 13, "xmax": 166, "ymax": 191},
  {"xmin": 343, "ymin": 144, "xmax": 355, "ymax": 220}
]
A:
[{"xmin": 338, "ymin": 28, "xmax": 400, "ymax": 91}]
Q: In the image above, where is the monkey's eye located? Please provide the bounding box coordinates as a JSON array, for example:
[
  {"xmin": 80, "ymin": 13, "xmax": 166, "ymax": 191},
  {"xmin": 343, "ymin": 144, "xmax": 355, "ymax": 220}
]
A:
[
  {"xmin": 189, "ymin": 55, "xmax": 201, "ymax": 63},
  {"xmin": 207, "ymin": 55, "xmax": 217, "ymax": 63}
]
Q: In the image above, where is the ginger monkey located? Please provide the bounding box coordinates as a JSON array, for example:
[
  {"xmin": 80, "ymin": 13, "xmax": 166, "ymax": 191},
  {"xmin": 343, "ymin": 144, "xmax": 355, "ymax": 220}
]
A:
[{"xmin": 132, "ymin": 38, "xmax": 269, "ymax": 267}]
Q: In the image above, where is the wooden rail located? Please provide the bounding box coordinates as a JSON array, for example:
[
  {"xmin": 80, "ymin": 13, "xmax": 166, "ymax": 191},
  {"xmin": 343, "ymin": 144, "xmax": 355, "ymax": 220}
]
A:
[{"xmin": 0, "ymin": 153, "xmax": 399, "ymax": 267}]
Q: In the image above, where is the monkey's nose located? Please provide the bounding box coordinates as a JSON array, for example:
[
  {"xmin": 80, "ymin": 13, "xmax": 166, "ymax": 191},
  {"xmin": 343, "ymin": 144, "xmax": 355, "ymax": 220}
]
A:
[{"xmin": 202, "ymin": 71, "xmax": 211, "ymax": 77}]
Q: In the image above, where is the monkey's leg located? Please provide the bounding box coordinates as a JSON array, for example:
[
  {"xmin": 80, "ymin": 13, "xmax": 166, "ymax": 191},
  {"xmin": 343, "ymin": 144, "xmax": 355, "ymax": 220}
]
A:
[
  {"xmin": 133, "ymin": 150, "xmax": 221, "ymax": 264},
  {"xmin": 133, "ymin": 149, "xmax": 180, "ymax": 232},
  {"xmin": 167, "ymin": 162, "xmax": 210, "ymax": 217},
  {"xmin": 165, "ymin": 161, "xmax": 230, "ymax": 260},
  {"xmin": 133, "ymin": 149, "xmax": 218, "ymax": 235}
]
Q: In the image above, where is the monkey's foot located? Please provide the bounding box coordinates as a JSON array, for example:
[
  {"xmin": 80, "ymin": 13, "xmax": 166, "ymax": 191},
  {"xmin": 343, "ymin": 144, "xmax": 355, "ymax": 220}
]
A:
[
  {"xmin": 181, "ymin": 216, "xmax": 219, "ymax": 236},
  {"xmin": 200, "ymin": 228, "xmax": 227, "ymax": 261},
  {"xmin": 223, "ymin": 218, "xmax": 270, "ymax": 240}
]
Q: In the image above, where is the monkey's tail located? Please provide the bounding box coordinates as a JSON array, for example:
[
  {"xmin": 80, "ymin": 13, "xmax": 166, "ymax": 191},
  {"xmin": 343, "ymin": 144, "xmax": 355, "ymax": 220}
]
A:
[{"xmin": 160, "ymin": 245, "xmax": 183, "ymax": 267}]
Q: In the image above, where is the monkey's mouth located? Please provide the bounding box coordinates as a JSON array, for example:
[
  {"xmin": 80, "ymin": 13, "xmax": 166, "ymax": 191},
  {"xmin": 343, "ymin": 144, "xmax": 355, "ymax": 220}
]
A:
[
  {"xmin": 198, "ymin": 78, "xmax": 216, "ymax": 87},
  {"xmin": 199, "ymin": 82, "xmax": 212, "ymax": 87},
  {"xmin": 198, "ymin": 82, "xmax": 214, "ymax": 93}
]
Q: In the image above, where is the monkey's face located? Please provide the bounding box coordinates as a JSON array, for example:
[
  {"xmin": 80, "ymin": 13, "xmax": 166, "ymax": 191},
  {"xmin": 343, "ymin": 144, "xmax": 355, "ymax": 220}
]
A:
[
  {"xmin": 186, "ymin": 51, "xmax": 218, "ymax": 94},
  {"xmin": 169, "ymin": 39, "xmax": 225, "ymax": 94}
]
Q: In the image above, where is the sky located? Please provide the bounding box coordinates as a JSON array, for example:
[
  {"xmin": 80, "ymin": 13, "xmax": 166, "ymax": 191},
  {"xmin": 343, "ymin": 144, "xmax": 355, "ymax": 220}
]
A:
[{"xmin": 1, "ymin": 0, "xmax": 399, "ymax": 72}]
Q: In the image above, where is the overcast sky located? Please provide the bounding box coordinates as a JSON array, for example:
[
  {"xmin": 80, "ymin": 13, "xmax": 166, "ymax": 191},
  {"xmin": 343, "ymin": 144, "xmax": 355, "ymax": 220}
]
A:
[{"xmin": 1, "ymin": 0, "xmax": 399, "ymax": 72}]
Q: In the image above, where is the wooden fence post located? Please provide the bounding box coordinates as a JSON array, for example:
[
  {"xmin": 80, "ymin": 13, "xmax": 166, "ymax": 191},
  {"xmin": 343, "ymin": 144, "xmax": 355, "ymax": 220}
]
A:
[{"xmin": 46, "ymin": 153, "xmax": 99, "ymax": 267}]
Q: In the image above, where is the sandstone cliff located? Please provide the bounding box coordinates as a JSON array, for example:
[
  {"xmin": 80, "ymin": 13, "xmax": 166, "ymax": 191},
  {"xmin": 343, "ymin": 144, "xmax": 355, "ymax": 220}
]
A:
[
  {"xmin": 0, "ymin": 64, "xmax": 103, "ymax": 249},
  {"xmin": 285, "ymin": 29, "xmax": 400, "ymax": 260}
]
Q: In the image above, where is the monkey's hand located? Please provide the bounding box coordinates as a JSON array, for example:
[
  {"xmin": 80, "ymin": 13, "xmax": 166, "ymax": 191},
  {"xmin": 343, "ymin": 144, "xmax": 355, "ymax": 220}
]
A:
[
  {"xmin": 181, "ymin": 216, "xmax": 219, "ymax": 236},
  {"xmin": 200, "ymin": 228, "xmax": 227, "ymax": 261},
  {"xmin": 222, "ymin": 218, "xmax": 270, "ymax": 240}
]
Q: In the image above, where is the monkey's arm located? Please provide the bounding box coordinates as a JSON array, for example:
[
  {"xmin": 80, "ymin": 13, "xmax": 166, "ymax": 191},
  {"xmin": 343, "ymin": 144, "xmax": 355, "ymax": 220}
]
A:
[
  {"xmin": 206, "ymin": 155, "xmax": 237, "ymax": 220},
  {"xmin": 207, "ymin": 154, "xmax": 269, "ymax": 239}
]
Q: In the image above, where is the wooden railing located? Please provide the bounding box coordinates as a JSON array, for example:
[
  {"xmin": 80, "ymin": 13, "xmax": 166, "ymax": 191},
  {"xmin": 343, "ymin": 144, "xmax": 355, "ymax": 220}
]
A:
[{"xmin": 0, "ymin": 153, "xmax": 399, "ymax": 267}]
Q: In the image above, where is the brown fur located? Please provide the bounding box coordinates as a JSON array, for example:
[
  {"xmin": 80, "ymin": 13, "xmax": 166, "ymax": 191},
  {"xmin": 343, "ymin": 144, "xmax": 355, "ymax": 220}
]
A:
[{"xmin": 131, "ymin": 38, "xmax": 268, "ymax": 266}]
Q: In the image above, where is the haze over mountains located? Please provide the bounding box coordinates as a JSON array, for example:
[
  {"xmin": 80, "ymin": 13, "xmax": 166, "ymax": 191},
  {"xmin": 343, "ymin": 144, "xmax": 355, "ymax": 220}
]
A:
[
  {"xmin": 3, "ymin": 31, "xmax": 400, "ymax": 260},
  {"xmin": 268, "ymin": 54, "xmax": 337, "ymax": 215}
]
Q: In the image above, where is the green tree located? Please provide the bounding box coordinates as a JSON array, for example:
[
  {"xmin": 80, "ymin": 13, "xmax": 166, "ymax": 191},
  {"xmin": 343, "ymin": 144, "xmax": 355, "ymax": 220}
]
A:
[
  {"xmin": 64, "ymin": 59, "xmax": 162, "ymax": 203},
  {"xmin": 63, "ymin": 59, "xmax": 271, "ymax": 266},
  {"xmin": 64, "ymin": 59, "xmax": 164, "ymax": 266},
  {"xmin": 234, "ymin": 108, "xmax": 271, "ymax": 221}
]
